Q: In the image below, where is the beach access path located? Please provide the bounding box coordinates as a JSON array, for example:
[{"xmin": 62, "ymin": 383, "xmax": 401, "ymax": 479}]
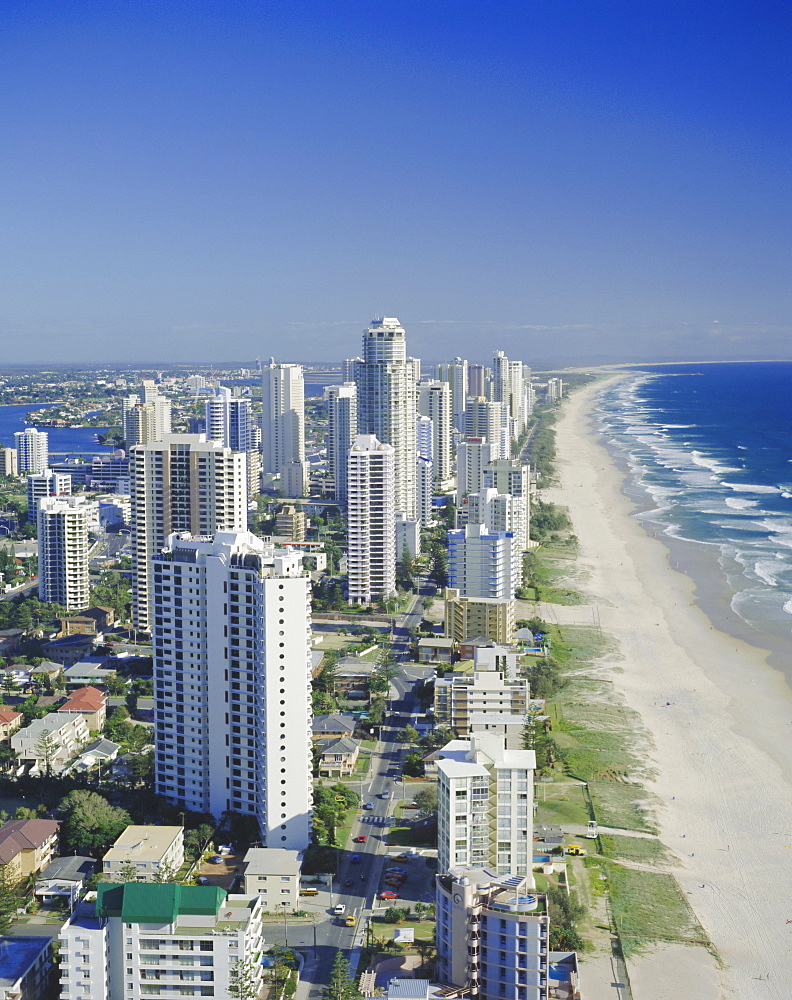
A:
[{"xmin": 541, "ymin": 376, "xmax": 792, "ymax": 1000}]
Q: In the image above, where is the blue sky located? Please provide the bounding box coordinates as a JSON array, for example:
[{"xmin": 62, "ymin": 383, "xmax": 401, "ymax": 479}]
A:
[{"xmin": 1, "ymin": 1, "xmax": 789, "ymax": 365}]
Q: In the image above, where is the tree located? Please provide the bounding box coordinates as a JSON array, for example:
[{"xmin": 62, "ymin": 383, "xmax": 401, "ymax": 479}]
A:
[
  {"xmin": 0, "ymin": 861, "xmax": 20, "ymax": 933},
  {"xmin": 322, "ymin": 951, "xmax": 362, "ymax": 1000},
  {"xmin": 396, "ymin": 725, "xmax": 420, "ymax": 746},
  {"xmin": 152, "ymin": 861, "xmax": 179, "ymax": 883},
  {"xmin": 34, "ymin": 728, "xmax": 59, "ymax": 777},
  {"xmin": 59, "ymin": 790, "xmax": 131, "ymax": 855},
  {"xmin": 382, "ymin": 906, "xmax": 411, "ymax": 924},
  {"xmin": 114, "ymin": 858, "xmax": 139, "ymax": 883},
  {"xmin": 413, "ymin": 787, "xmax": 438, "ymax": 816},
  {"xmin": 104, "ymin": 673, "xmax": 128, "ymax": 696},
  {"xmin": 228, "ymin": 957, "xmax": 259, "ymax": 1000}
]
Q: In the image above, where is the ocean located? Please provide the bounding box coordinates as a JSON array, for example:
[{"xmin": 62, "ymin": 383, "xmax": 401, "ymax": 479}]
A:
[
  {"xmin": 596, "ymin": 361, "xmax": 792, "ymax": 653},
  {"xmin": 0, "ymin": 403, "xmax": 114, "ymax": 458}
]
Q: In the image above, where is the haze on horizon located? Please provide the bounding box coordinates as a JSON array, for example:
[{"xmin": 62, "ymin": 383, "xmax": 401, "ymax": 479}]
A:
[{"xmin": 2, "ymin": 1, "xmax": 789, "ymax": 367}]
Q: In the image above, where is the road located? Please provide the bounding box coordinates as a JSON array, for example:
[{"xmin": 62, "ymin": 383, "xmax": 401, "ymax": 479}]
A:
[{"xmin": 284, "ymin": 592, "xmax": 437, "ymax": 999}]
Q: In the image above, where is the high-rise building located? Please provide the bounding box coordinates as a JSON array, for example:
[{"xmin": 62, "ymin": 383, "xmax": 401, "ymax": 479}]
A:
[
  {"xmin": 465, "ymin": 487, "xmax": 528, "ymax": 555},
  {"xmin": 483, "ymin": 459, "xmax": 530, "ymax": 550},
  {"xmin": 121, "ymin": 381, "xmax": 172, "ymax": 448},
  {"xmin": 130, "ymin": 435, "xmax": 247, "ymax": 630},
  {"xmin": 355, "ymin": 317, "xmax": 419, "ymax": 519},
  {"xmin": 60, "ymin": 883, "xmax": 267, "ymax": 1000},
  {"xmin": 435, "ymin": 867, "xmax": 549, "ymax": 1000},
  {"xmin": 153, "ymin": 531, "xmax": 312, "ymax": 848},
  {"xmin": 456, "ymin": 439, "xmax": 500, "ymax": 504},
  {"xmin": 493, "ymin": 351, "xmax": 527, "ymax": 435},
  {"xmin": 464, "ymin": 398, "xmax": 507, "ymax": 447},
  {"xmin": 38, "ymin": 495, "xmax": 90, "ymax": 611},
  {"xmin": 546, "ymin": 377, "xmax": 564, "ymax": 401},
  {"xmin": 447, "ymin": 523, "xmax": 519, "ymax": 600},
  {"xmin": 205, "ymin": 385, "xmax": 259, "ymax": 503},
  {"xmin": 1, "ymin": 447, "xmax": 18, "ymax": 476},
  {"xmin": 438, "ymin": 357, "xmax": 469, "ymax": 432},
  {"xmin": 347, "ymin": 435, "xmax": 396, "ymax": 605},
  {"xmin": 468, "ymin": 364, "xmax": 486, "ymax": 399},
  {"xmin": 417, "ymin": 455, "xmax": 433, "ymax": 528},
  {"xmin": 27, "ymin": 468, "xmax": 71, "ymax": 519},
  {"xmin": 418, "ymin": 380, "xmax": 452, "ymax": 487},
  {"xmin": 261, "ymin": 362, "xmax": 305, "ymax": 481},
  {"xmin": 14, "ymin": 428, "xmax": 48, "ymax": 474},
  {"xmin": 325, "ymin": 382, "xmax": 358, "ymax": 505},
  {"xmin": 435, "ymin": 732, "xmax": 535, "ymax": 878}
]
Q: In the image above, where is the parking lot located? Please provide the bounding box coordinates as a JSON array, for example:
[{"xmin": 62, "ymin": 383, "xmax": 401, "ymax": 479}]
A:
[{"xmin": 196, "ymin": 852, "xmax": 243, "ymax": 891}]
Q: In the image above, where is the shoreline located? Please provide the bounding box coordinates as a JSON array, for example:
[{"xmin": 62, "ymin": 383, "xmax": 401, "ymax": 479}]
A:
[{"xmin": 545, "ymin": 376, "xmax": 792, "ymax": 1000}]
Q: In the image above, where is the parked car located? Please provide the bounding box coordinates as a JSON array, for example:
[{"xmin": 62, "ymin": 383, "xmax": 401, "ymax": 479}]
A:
[
  {"xmin": 351, "ymin": 854, "xmax": 361, "ymax": 864},
  {"xmin": 209, "ymin": 856, "xmax": 223, "ymax": 864},
  {"xmin": 344, "ymin": 879, "xmax": 354, "ymax": 887},
  {"xmin": 354, "ymin": 835, "xmax": 367, "ymax": 843},
  {"xmin": 363, "ymin": 802, "xmax": 375, "ymax": 810},
  {"xmin": 196, "ymin": 876, "xmax": 209, "ymax": 885},
  {"xmin": 405, "ymin": 802, "xmax": 419, "ymax": 809},
  {"xmin": 380, "ymin": 891, "xmax": 400, "ymax": 900}
]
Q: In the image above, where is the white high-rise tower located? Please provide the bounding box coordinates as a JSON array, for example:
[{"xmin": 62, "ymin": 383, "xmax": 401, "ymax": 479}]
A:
[
  {"xmin": 152, "ymin": 531, "xmax": 313, "ymax": 847},
  {"xmin": 418, "ymin": 380, "xmax": 452, "ymax": 487},
  {"xmin": 347, "ymin": 435, "xmax": 396, "ymax": 605},
  {"xmin": 261, "ymin": 362, "xmax": 305, "ymax": 480},
  {"xmin": 14, "ymin": 428, "xmax": 48, "ymax": 474},
  {"xmin": 38, "ymin": 495, "xmax": 90, "ymax": 610},
  {"xmin": 121, "ymin": 380, "xmax": 172, "ymax": 447},
  {"xmin": 325, "ymin": 382, "xmax": 358, "ymax": 505},
  {"xmin": 355, "ymin": 317, "xmax": 419, "ymax": 519},
  {"xmin": 130, "ymin": 435, "xmax": 247, "ymax": 630}
]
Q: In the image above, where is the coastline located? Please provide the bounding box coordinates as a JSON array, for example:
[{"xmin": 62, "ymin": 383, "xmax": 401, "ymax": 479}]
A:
[{"xmin": 545, "ymin": 376, "xmax": 792, "ymax": 999}]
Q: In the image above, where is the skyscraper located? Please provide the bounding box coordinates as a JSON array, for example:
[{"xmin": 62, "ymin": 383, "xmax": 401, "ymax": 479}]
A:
[
  {"xmin": 456, "ymin": 439, "xmax": 500, "ymax": 504},
  {"xmin": 355, "ymin": 317, "xmax": 419, "ymax": 519},
  {"xmin": 27, "ymin": 468, "xmax": 71, "ymax": 519},
  {"xmin": 153, "ymin": 530, "xmax": 312, "ymax": 848},
  {"xmin": 261, "ymin": 362, "xmax": 305, "ymax": 481},
  {"xmin": 447, "ymin": 523, "xmax": 520, "ymax": 600},
  {"xmin": 483, "ymin": 459, "xmax": 530, "ymax": 551},
  {"xmin": 205, "ymin": 385, "xmax": 259, "ymax": 504},
  {"xmin": 347, "ymin": 434, "xmax": 396, "ymax": 605},
  {"xmin": 325, "ymin": 382, "xmax": 358, "ymax": 505},
  {"xmin": 464, "ymin": 398, "xmax": 506, "ymax": 448},
  {"xmin": 130, "ymin": 435, "xmax": 247, "ymax": 630},
  {"xmin": 14, "ymin": 428, "xmax": 48, "ymax": 474},
  {"xmin": 438, "ymin": 357, "xmax": 469, "ymax": 432},
  {"xmin": 418, "ymin": 380, "xmax": 452, "ymax": 487},
  {"xmin": 466, "ymin": 487, "xmax": 528, "ymax": 554},
  {"xmin": 121, "ymin": 381, "xmax": 172, "ymax": 447},
  {"xmin": 38, "ymin": 495, "xmax": 90, "ymax": 610}
]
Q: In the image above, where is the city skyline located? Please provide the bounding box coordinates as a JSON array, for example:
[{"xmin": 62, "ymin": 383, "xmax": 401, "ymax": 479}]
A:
[{"xmin": 2, "ymin": 2, "xmax": 789, "ymax": 365}]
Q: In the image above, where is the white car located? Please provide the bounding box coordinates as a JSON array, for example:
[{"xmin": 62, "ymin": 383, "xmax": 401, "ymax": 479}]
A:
[{"xmin": 333, "ymin": 903, "xmax": 346, "ymax": 915}]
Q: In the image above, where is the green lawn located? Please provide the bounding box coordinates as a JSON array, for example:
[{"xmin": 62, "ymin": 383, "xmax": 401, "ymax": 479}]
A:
[
  {"xmin": 588, "ymin": 781, "xmax": 657, "ymax": 834},
  {"xmin": 386, "ymin": 825, "xmax": 415, "ymax": 847},
  {"xmin": 598, "ymin": 834, "xmax": 669, "ymax": 867},
  {"xmin": 534, "ymin": 782, "xmax": 590, "ymax": 827}
]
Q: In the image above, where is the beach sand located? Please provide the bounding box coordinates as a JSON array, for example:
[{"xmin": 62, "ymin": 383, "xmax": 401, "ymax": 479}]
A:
[{"xmin": 543, "ymin": 377, "xmax": 792, "ymax": 1000}]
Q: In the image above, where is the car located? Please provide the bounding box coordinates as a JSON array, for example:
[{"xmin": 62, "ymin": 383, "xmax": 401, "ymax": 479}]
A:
[
  {"xmin": 405, "ymin": 802, "xmax": 419, "ymax": 809},
  {"xmin": 363, "ymin": 802, "xmax": 375, "ymax": 810},
  {"xmin": 209, "ymin": 856, "xmax": 223, "ymax": 864},
  {"xmin": 345, "ymin": 915, "xmax": 357, "ymax": 926},
  {"xmin": 393, "ymin": 853, "xmax": 413, "ymax": 861},
  {"xmin": 351, "ymin": 854, "xmax": 361, "ymax": 864},
  {"xmin": 379, "ymin": 791, "xmax": 391, "ymax": 799},
  {"xmin": 196, "ymin": 876, "xmax": 210, "ymax": 885},
  {"xmin": 385, "ymin": 867, "xmax": 407, "ymax": 874},
  {"xmin": 353, "ymin": 835, "xmax": 367, "ymax": 843},
  {"xmin": 344, "ymin": 879, "xmax": 354, "ymax": 887},
  {"xmin": 379, "ymin": 891, "xmax": 400, "ymax": 900},
  {"xmin": 384, "ymin": 879, "xmax": 404, "ymax": 888},
  {"xmin": 333, "ymin": 904, "xmax": 346, "ymax": 915}
]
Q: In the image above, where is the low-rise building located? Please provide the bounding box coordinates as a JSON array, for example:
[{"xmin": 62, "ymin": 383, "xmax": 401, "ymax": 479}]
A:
[
  {"xmin": 35, "ymin": 855, "xmax": 95, "ymax": 907},
  {"xmin": 241, "ymin": 847, "xmax": 302, "ymax": 910},
  {"xmin": 275, "ymin": 505, "xmax": 306, "ymax": 541},
  {"xmin": 0, "ymin": 819, "xmax": 60, "ymax": 885},
  {"xmin": 434, "ymin": 670, "xmax": 530, "ymax": 736},
  {"xmin": 417, "ymin": 636, "xmax": 455, "ymax": 664},
  {"xmin": 57, "ymin": 685, "xmax": 107, "ymax": 730},
  {"xmin": 41, "ymin": 634, "xmax": 99, "ymax": 667},
  {"xmin": 59, "ymin": 883, "xmax": 266, "ymax": 1000},
  {"xmin": 0, "ymin": 708, "xmax": 23, "ymax": 742},
  {"xmin": 311, "ymin": 713, "xmax": 357, "ymax": 742},
  {"xmin": 62, "ymin": 659, "xmax": 115, "ymax": 685},
  {"xmin": 435, "ymin": 866, "xmax": 550, "ymax": 1000},
  {"xmin": 102, "ymin": 825, "xmax": 184, "ymax": 882},
  {"xmin": 315, "ymin": 737, "xmax": 360, "ymax": 777},
  {"xmin": 71, "ymin": 738, "xmax": 120, "ymax": 774},
  {"xmin": 0, "ymin": 936, "xmax": 54, "ymax": 1000},
  {"xmin": 11, "ymin": 712, "xmax": 90, "ymax": 774}
]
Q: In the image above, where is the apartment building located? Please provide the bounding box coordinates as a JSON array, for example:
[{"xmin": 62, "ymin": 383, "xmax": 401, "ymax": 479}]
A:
[
  {"xmin": 435, "ymin": 733, "xmax": 535, "ymax": 879},
  {"xmin": 444, "ymin": 588, "xmax": 515, "ymax": 646},
  {"xmin": 14, "ymin": 428, "xmax": 48, "ymax": 474},
  {"xmin": 103, "ymin": 826, "xmax": 185, "ymax": 881},
  {"xmin": 11, "ymin": 712, "xmax": 90, "ymax": 775},
  {"xmin": 152, "ymin": 531, "xmax": 312, "ymax": 850},
  {"xmin": 434, "ymin": 671, "xmax": 530, "ymax": 736},
  {"xmin": 346, "ymin": 435, "xmax": 396, "ymax": 605},
  {"xmin": 447, "ymin": 523, "xmax": 520, "ymax": 600},
  {"xmin": 26, "ymin": 468, "xmax": 71, "ymax": 519},
  {"xmin": 59, "ymin": 883, "xmax": 265, "ymax": 1000},
  {"xmin": 325, "ymin": 382, "xmax": 357, "ymax": 505},
  {"xmin": 436, "ymin": 866, "xmax": 550, "ymax": 1000},
  {"xmin": 37, "ymin": 495, "xmax": 90, "ymax": 611}
]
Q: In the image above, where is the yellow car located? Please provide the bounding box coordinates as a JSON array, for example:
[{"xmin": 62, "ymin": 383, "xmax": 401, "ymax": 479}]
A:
[{"xmin": 345, "ymin": 915, "xmax": 356, "ymax": 927}]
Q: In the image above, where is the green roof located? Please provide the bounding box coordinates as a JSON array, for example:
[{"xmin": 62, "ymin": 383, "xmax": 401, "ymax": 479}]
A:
[{"xmin": 96, "ymin": 882, "xmax": 226, "ymax": 923}]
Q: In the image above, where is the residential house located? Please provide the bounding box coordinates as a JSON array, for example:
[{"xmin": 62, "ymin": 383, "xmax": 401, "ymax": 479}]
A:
[
  {"xmin": 41, "ymin": 633, "xmax": 99, "ymax": 666},
  {"xmin": 0, "ymin": 629, "xmax": 25, "ymax": 659},
  {"xmin": 0, "ymin": 819, "xmax": 60, "ymax": 885},
  {"xmin": 11, "ymin": 712, "xmax": 90, "ymax": 774},
  {"xmin": 416, "ymin": 636, "xmax": 455, "ymax": 664},
  {"xmin": 311, "ymin": 714, "xmax": 357, "ymax": 742},
  {"xmin": 62, "ymin": 660, "xmax": 115, "ymax": 687},
  {"xmin": 0, "ymin": 708, "xmax": 22, "ymax": 742},
  {"xmin": 35, "ymin": 855, "xmax": 95, "ymax": 906},
  {"xmin": 70, "ymin": 738, "xmax": 120, "ymax": 774},
  {"xmin": 0, "ymin": 937, "xmax": 54, "ymax": 1000},
  {"xmin": 315, "ymin": 737, "xmax": 360, "ymax": 777},
  {"xmin": 57, "ymin": 686, "xmax": 107, "ymax": 730},
  {"xmin": 241, "ymin": 847, "xmax": 302, "ymax": 910},
  {"xmin": 102, "ymin": 825, "xmax": 184, "ymax": 882}
]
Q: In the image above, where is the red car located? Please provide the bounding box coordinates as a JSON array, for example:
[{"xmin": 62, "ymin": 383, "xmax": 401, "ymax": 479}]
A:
[
  {"xmin": 353, "ymin": 835, "xmax": 367, "ymax": 843},
  {"xmin": 380, "ymin": 891, "xmax": 400, "ymax": 900}
]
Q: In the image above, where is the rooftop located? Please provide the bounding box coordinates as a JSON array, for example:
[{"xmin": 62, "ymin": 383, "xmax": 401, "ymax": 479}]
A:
[
  {"xmin": 0, "ymin": 819, "xmax": 59, "ymax": 864},
  {"xmin": 37, "ymin": 856, "xmax": 95, "ymax": 883},
  {"xmin": 0, "ymin": 937, "xmax": 50, "ymax": 988},
  {"xmin": 104, "ymin": 825, "xmax": 182, "ymax": 863},
  {"xmin": 96, "ymin": 882, "xmax": 226, "ymax": 923},
  {"xmin": 242, "ymin": 847, "xmax": 302, "ymax": 876}
]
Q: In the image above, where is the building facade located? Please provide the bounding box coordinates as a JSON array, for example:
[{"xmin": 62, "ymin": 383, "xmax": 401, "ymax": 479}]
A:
[
  {"xmin": 14, "ymin": 428, "xmax": 48, "ymax": 474},
  {"xmin": 346, "ymin": 435, "xmax": 396, "ymax": 605},
  {"xmin": 447, "ymin": 523, "xmax": 520, "ymax": 600},
  {"xmin": 325, "ymin": 382, "xmax": 358, "ymax": 505},
  {"xmin": 37, "ymin": 495, "xmax": 90, "ymax": 611},
  {"xmin": 121, "ymin": 381, "xmax": 172, "ymax": 448},
  {"xmin": 26, "ymin": 468, "xmax": 71, "ymax": 519},
  {"xmin": 418, "ymin": 380, "xmax": 452, "ymax": 486},
  {"xmin": 444, "ymin": 589, "xmax": 515, "ymax": 645},
  {"xmin": 130, "ymin": 434, "xmax": 247, "ymax": 630},
  {"xmin": 152, "ymin": 531, "xmax": 312, "ymax": 848},
  {"xmin": 261, "ymin": 362, "xmax": 305, "ymax": 479}
]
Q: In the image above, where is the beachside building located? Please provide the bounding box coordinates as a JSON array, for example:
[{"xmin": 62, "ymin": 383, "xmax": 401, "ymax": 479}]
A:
[
  {"xmin": 59, "ymin": 883, "xmax": 266, "ymax": 1000},
  {"xmin": 447, "ymin": 523, "xmax": 520, "ymax": 600},
  {"xmin": 444, "ymin": 588, "xmax": 515, "ymax": 645},
  {"xmin": 103, "ymin": 826, "xmax": 184, "ymax": 881},
  {"xmin": 14, "ymin": 428, "xmax": 48, "ymax": 474},
  {"xmin": 435, "ymin": 866, "xmax": 550, "ymax": 999},
  {"xmin": 434, "ymin": 670, "xmax": 531, "ymax": 736},
  {"xmin": 0, "ymin": 936, "xmax": 55, "ymax": 1000}
]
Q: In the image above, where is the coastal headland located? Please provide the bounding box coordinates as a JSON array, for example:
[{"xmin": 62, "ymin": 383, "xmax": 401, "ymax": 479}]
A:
[{"xmin": 545, "ymin": 376, "xmax": 792, "ymax": 1000}]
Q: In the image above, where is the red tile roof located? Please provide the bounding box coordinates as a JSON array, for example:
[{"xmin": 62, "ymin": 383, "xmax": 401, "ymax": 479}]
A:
[
  {"xmin": 0, "ymin": 819, "xmax": 59, "ymax": 864},
  {"xmin": 0, "ymin": 709, "xmax": 22, "ymax": 724},
  {"xmin": 58, "ymin": 686, "xmax": 107, "ymax": 712}
]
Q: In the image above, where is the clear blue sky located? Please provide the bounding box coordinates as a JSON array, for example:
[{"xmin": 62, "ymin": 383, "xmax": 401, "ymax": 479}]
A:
[{"xmin": 2, "ymin": 1, "xmax": 789, "ymax": 365}]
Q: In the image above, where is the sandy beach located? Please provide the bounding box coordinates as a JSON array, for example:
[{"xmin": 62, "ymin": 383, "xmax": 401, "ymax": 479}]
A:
[{"xmin": 544, "ymin": 377, "xmax": 792, "ymax": 1000}]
